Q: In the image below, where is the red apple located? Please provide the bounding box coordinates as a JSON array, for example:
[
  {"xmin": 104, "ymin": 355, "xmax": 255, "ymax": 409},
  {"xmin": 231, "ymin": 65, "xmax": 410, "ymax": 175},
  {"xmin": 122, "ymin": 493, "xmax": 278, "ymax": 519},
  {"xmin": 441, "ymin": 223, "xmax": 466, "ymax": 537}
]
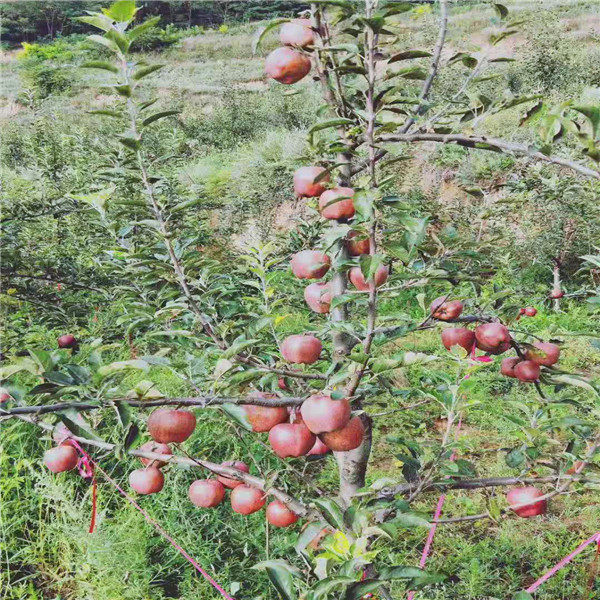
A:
[
  {"xmin": 244, "ymin": 396, "xmax": 289, "ymax": 432},
  {"xmin": 280, "ymin": 334, "xmax": 322, "ymax": 364},
  {"xmin": 320, "ymin": 416, "xmax": 364, "ymax": 452},
  {"xmin": 318, "ymin": 187, "xmax": 355, "ymax": 220},
  {"xmin": 506, "ymin": 486, "xmax": 547, "ymax": 518},
  {"xmin": 300, "ymin": 393, "xmax": 351, "ymax": 434},
  {"xmin": 230, "ymin": 485, "xmax": 266, "ymax": 515},
  {"xmin": 550, "ymin": 288, "xmax": 564, "ymax": 299},
  {"xmin": 500, "ymin": 357, "xmax": 521, "ymax": 378},
  {"xmin": 278, "ymin": 377, "xmax": 289, "ymax": 391},
  {"xmin": 129, "ymin": 467, "xmax": 164, "ymax": 495},
  {"xmin": 430, "ymin": 297, "xmax": 463, "ymax": 321},
  {"xmin": 217, "ymin": 460, "xmax": 250, "ymax": 489},
  {"xmin": 441, "ymin": 328, "xmax": 475, "ymax": 353},
  {"xmin": 265, "ymin": 47, "xmax": 311, "ymax": 84},
  {"xmin": 304, "ymin": 282, "xmax": 332, "ymax": 314},
  {"xmin": 43, "ymin": 445, "xmax": 79, "ymax": 473},
  {"xmin": 293, "ymin": 166, "xmax": 329, "ymax": 197},
  {"xmin": 525, "ymin": 342, "xmax": 560, "ymax": 367},
  {"xmin": 268, "ymin": 423, "xmax": 316, "ymax": 458},
  {"xmin": 524, "ymin": 307, "xmax": 537, "ymax": 317},
  {"xmin": 57, "ymin": 334, "xmax": 77, "ymax": 349},
  {"xmin": 513, "ymin": 360, "xmax": 541, "ymax": 382},
  {"xmin": 307, "ymin": 437, "xmax": 330, "ymax": 455},
  {"xmin": 0, "ymin": 387, "xmax": 11, "ymax": 404},
  {"xmin": 346, "ymin": 231, "xmax": 370, "ymax": 256},
  {"xmin": 139, "ymin": 441, "xmax": 172, "ymax": 468},
  {"xmin": 290, "ymin": 250, "xmax": 331, "ymax": 279},
  {"xmin": 280, "ymin": 18, "xmax": 314, "ymax": 47},
  {"xmin": 475, "ymin": 322, "xmax": 511, "ymax": 354},
  {"xmin": 189, "ymin": 479, "xmax": 225, "ymax": 508},
  {"xmin": 348, "ymin": 265, "xmax": 389, "ymax": 291},
  {"xmin": 147, "ymin": 408, "xmax": 196, "ymax": 443},
  {"xmin": 266, "ymin": 500, "xmax": 299, "ymax": 527}
]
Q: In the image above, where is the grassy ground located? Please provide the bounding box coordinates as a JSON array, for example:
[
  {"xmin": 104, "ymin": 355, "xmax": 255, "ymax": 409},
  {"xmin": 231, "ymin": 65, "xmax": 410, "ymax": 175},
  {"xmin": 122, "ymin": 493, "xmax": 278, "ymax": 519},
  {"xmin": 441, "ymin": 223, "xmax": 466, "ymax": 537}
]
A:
[{"xmin": 1, "ymin": 2, "xmax": 600, "ymax": 599}]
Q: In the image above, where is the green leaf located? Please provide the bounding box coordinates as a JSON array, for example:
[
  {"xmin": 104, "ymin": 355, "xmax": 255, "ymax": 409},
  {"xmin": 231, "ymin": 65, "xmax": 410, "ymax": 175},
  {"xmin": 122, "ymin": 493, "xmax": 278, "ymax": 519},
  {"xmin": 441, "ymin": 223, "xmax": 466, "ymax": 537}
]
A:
[
  {"xmin": 147, "ymin": 329, "xmax": 193, "ymax": 338},
  {"xmin": 142, "ymin": 110, "xmax": 180, "ymax": 126},
  {"xmin": 82, "ymin": 60, "xmax": 118, "ymax": 73},
  {"xmin": 295, "ymin": 522, "xmax": 325, "ymax": 556},
  {"xmin": 505, "ymin": 448, "xmax": 525, "ymax": 468},
  {"xmin": 222, "ymin": 338, "xmax": 259, "ymax": 359},
  {"xmin": 308, "ymin": 118, "xmax": 354, "ymax": 144},
  {"xmin": 252, "ymin": 18, "xmax": 290, "ymax": 54},
  {"xmin": 0, "ymin": 358, "xmax": 41, "ymax": 380},
  {"xmin": 572, "ymin": 105, "xmax": 600, "ymax": 138},
  {"xmin": 118, "ymin": 134, "xmax": 141, "ymax": 150},
  {"xmin": 380, "ymin": 565, "xmax": 426, "ymax": 580},
  {"xmin": 133, "ymin": 64, "xmax": 164, "ymax": 80},
  {"xmin": 520, "ymin": 100, "xmax": 544, "ymax": 126},
  {"xmin": 512, "ymin": 592, "xmax": 534, "ymax": 600},
  {"xmin": 490, "ymin": 28, "xmax": 518, "ymax": 46},
  {"xmin": 77, "ymin": 14, "xmax": 114, "ymax": 32},
  {"xmin": 87, "ymin": 34, "xmax": 120, "ymax": 54},
  {"xmin": 388, "ymin": 50, "xmax": 431, "ymax": 63},
  {"xmin": 58, "ymin": 409, "xmax": 102, "ymax": 441},
  {"xmin": 88, "ymin": 109, "xmax": 122, "ymax": 118},
  {"xmin": 345, "ymin": 580, "xmax": 384, "ymax": 600},
  {"xmin": 493, "ymin": 3, "xmax": 509, "ymax": 19},
  {"xmin": 113, "ymin": 400, "xmax": 132, "ymax": 428},
  {"xmin": 392, "ymin": 512, "xmax": 431, "ymax": 529},
  {"xmin": 395, "ymin": 66, "xmax": 426, "ymax": 80},
  {"xmin": 97, "ymin": 359, "xmax": 149, "ymax": 378},
  {"xmin": 103, "ymin": 0, "xmax": 137, "ymax": 22},
  {"xmin": 220, "ymin": 403, "xmax": 252, "ymax": 430},
  {"xmin": 253, "ymin": 560, "xmax": 299, "ymax": 600},
  {"xmin": 123, "ymin": 423, "xmax": 140, "ymax": 451},
  {"xmin": 311, "ymin": 576, "xmax": 355, "ymax": 599},
  {"xmin": 551, "ymin": 374, "xmax": 599, "ymax": 395},
  {"xmin": 105, "ymin": 29, "xmax": 130, "ymax": 53},
  {"xmin": 128, "ymin": 16, "xmax": 161, "ymax": 42},
  {"xmin": 44, "ymin": 371, "xmax": 75, "ymax": 386},
  {"xmin": 313, "ymin": 498, "xmax": 346, "ymax": 531},
  {"xmin": 112, "ymin": 84, "xmax": 132, "ymax": 97}
]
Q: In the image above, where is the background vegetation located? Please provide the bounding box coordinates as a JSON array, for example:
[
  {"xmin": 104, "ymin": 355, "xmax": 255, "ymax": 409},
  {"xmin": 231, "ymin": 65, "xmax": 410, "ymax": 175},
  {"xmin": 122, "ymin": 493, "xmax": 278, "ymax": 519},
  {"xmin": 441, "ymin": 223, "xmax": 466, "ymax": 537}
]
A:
[{"xmin": 1, "ymin": 1, "xmax": 600, "ymax": 599}]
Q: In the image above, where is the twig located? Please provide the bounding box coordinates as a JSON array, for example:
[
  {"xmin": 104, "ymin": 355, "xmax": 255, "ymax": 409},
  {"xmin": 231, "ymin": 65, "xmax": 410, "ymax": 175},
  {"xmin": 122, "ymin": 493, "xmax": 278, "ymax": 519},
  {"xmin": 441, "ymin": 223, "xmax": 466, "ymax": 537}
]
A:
[
  {"xmin": 13, "ymin": 413, "xmax": 316, "ymax": 519},
  {"xmin": 378, "ymin": 132, "xmax": 600, "ymax": 179},
  {"xmin": 0, "ymin": 395, "xmax": 305, "ymax": 417},
  {"xmin": 399, "ymin": 0, "xmax": 449, "ymax": 134}
]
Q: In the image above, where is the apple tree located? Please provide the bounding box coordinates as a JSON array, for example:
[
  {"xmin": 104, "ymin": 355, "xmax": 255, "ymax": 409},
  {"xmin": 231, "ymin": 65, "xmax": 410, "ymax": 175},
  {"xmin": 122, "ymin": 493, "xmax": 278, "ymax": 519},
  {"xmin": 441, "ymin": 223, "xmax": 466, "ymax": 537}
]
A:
[{"xmin": 2, "ymin": 1, "xmax": 600, "ymax": 599}]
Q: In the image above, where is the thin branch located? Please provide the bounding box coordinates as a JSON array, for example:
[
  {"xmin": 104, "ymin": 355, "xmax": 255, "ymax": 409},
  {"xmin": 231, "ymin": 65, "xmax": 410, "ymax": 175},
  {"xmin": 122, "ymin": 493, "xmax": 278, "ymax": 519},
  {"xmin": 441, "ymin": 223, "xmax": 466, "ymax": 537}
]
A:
[
  {"xmin": 378, "ymin": 132, "xmax": 600, "ymax": 179},
  {"xmin": 399, "ymin": 0, "xmax": 449, "ymax": 133},
  {"xmin": 0, "ymin": 395, "xmax": 305, "ymax": 417},
  {"xmin": 345, "ymin": 2, "xmax": 380, "ymax": 397},
  {"xmin": 14, "ymin": 414, "xmax": 316, "ymax": 519},
  {"xmin": 3, "ymin": 272, "xmax": 105, "ymax": 293},
  {"xmin": 380, "ymin": 473, "xmax": 599, "ymax": 497},
  {"xmin": 434, "ymin": 434, "xmax": 600, "ymax": 524}
]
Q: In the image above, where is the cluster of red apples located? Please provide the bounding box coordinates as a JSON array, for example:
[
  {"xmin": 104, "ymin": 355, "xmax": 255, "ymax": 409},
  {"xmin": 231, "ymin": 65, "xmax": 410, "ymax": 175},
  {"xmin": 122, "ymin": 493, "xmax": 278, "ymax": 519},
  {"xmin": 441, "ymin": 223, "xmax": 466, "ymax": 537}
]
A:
[
  {"xmin": 264, "ymin": 18, "xmax": 314, "ymax": 85},
  {"xmin": 431, "ymin": 297, "xmax": 561, "ymax": 383}
]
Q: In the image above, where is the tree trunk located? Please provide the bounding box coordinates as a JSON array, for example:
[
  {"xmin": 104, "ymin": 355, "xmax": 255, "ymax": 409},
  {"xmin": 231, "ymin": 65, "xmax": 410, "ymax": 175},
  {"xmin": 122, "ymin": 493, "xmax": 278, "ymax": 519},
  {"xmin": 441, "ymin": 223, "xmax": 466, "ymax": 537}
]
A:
[
  {"xmin": 334, "ymin": 414, "xmax": 373, "ymax": 506},
  {"xmin": 553, "ymin": 260, "xmax": 561, "ymax": 312}
]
